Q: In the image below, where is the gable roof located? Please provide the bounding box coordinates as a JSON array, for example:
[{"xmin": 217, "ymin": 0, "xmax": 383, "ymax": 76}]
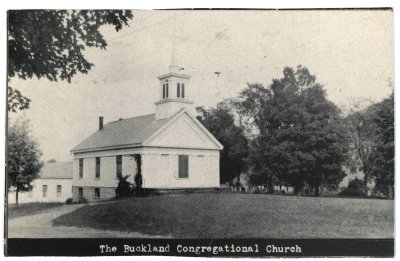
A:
[
  {"xmin": 39, "ymin": 162, "xmax": 72, "ymax": 179},
  {"xmin": 71, "ymin": 109, "xmax": 223, "ymax": 153},
  {"xmin": 143, "ymin": 110, "xmax": 224, "ymax": 150},
  {"xmin": 71, "ymin": 113, "xmax": 171, "ymax": 153}
]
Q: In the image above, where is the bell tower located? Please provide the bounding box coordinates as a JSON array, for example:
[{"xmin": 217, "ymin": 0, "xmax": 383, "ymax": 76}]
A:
[{"xmin": 155, "ymin": 21, "xmax": 194, "ymax": 120}]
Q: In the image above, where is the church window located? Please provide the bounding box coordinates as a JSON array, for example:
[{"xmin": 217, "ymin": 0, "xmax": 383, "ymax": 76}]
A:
[
  {"xmin": 57, "ymin": 185, "xmax": 62, "ymax": 197},
  {"xmin": 182, "ymin": 83, "xmax": 185, "ymax": 98},
  {"xmin": 95, "ymin": 188, "xmax": 100, "ymax": 198},
  {"xmin": 163, "ymin": 84, "xmax": 166, "ymax": 99},
  {"xmin": 166, "ymin": 83, "xmax": 169, "ymax": 98},
  {"xmin": 116, "ymin": 155, "xmax": 122, "ymax": 177},
  {"xmin": 79, "ymin": 158, "xmax": 83, "ymax": 178},
  {"xmin": 178, "ymin": 155, "xmax": 189, "ymax": 178},
  {"xmin": 95, "ymin": 157, "xmax": 101, "ymax": 179},
  {"xmin": 42, "ymin": 185, "xmax": 47, "ymax": 198},
  {"xmin": 177, "ymin": 83, "xmax": 181, "ymax": 98}
]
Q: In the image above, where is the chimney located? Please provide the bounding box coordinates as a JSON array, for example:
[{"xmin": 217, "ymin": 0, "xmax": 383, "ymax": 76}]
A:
[{"xmin": 99, "ymin": 116, "xmax": 104, "ymax": 130}]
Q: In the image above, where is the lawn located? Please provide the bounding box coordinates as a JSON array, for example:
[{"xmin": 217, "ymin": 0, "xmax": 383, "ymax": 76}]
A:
[
  {"xmin": 8, "ymin": 202, "xmax": 64, "ymax": 219},
  {"xmin": 53, "ymin": 193, "xmax": 394, "ymax": 238}
]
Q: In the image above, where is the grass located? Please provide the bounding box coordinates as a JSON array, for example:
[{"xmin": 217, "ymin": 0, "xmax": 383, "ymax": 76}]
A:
[
  {"xmin": 8, "ymin": 202, "xmax": 64, "ymax": 219},
  {"xmin": 53, "ymin": 193, "xmax": 394, "ymax": 238}
]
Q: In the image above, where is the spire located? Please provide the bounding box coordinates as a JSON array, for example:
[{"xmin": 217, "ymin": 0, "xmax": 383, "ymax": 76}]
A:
[{"xmin": 169, "ymin": 14, "xmax": 180, "ymax": 73}]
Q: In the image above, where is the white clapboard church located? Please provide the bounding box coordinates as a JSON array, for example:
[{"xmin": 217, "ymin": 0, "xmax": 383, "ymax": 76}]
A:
[{"xmin": 70, "ymin": 45, "xmax": 223, "ymax": 202}]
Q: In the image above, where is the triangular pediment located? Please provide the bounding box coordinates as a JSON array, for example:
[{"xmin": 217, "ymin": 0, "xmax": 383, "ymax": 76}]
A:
[{"xmin": 144, "ymin": 111, "xmax": 223, "ymax": 150}]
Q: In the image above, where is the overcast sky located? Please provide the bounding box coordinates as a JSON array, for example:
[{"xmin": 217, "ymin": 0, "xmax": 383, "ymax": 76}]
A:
[{"xmin": 9, "ymin": 9, "xmax": 393, "ymax": 162}]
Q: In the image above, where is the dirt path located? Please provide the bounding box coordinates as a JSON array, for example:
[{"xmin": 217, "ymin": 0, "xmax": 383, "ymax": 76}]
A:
[{"xmin": 7, "ymin": 202, "xmax": 168, "ymax": 238}]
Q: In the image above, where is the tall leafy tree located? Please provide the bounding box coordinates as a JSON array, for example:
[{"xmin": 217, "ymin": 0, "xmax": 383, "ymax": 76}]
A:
[
  {"xmin": 196, "ymin": 101, "xmax": 249, "ymax": 184},
  {"xmin": 7, "ymin": 118, "xmax": 43, "ymax": 205},
  {"xmin": 368, "ymin": 93, "xmax": 394, "ymax": 198},
  {"xmin": 344, "ymin": 104, "xmax": 379, "ymax": 185},
  {"xmin": 236, "ymin": 66, "xmax": 348, "ymax": 195},
  {"xmin": 8, "ymin": 10, "xmax": 134, "ymax": 112}
]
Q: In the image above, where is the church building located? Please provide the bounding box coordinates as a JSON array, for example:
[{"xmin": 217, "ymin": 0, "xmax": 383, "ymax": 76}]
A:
[{"xmin": 70, "ymin": 52, "xmax": 223, "ymax": 201}]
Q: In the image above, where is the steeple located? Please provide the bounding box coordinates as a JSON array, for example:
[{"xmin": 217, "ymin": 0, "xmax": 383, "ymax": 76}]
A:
[
  {"xmin": 155, "ymin": 17, "xmax": 194, "ymax": 120},
  {"xmin": 169, "ymin": 32, "xmax": 180, "ymax": 73}
]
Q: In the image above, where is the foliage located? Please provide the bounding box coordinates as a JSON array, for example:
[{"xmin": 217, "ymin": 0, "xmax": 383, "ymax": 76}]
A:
[
  {"xmin": 339, "ymin": 178, "xmax": 368, "ymax": 198},
  {"xmin": 78, "ymin": 197, "xmax": 88, "ymax": 204},
  {"xmin": 235, "ymin": 66, "xmax": 348, "ymax": 195},
  {"xmin": 344, "ymin": 102, "xmax": 380, "ymax": 184},
  {"xmin": 367, "ymin": 93, "xmax": 394, "ymax": 198},
  {"xmin": 7, "ymin": 118, "xmax": 43, "ymax": 204},
  {"xmin": 65, "ymin": 198, "xmax": 73, "ymax": 204},
  {"xmin": 196, "ymin": 100, "xmax": 249, "ymax": 183},
  {"xmin": 344, "ymin": 92, "xmax": 394, "ymax": 198},
  {"xmin": 116, "ymin": 175, "xmax": 135, "ymax": 199},
  {"xmin": 8, "ymin": 10, "xmax": 134, "ymax": 112},
  {"xmin": 133, "ymin": 154, "xmax": 143, "ymax": 196}
]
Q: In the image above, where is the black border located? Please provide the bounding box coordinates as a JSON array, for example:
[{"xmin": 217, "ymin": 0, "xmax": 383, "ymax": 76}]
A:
[{"xmin": 6, "ymin": 238, "xmax": 394, "ymax": 257}]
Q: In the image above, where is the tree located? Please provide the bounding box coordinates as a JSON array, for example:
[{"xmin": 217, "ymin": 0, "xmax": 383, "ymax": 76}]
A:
[
  {"xmin": 116, "ymin": 175, "xmax": 135, "ymax": 198},
  {"xmin": 133, "ymin": 154, "xmax": 143, "ymax": 196},
  {"xmin": 196, "ymin": 100, "xmax": 249, "ymax": 184},
  {"xmin": 344, "ymin": 103, "xmax": 379, "ymax": 185},
  {"xmin": 7, "ymin": 118, "xmax": 43, "ymax": 205},
  {"xmin": 236, "ymin": 66, "xmax": 348, "ymax": 195},
  {"xmin": 8, "ymin": 10, "xmax": 134, "ymax": 112},
  {"xmin": 368, "ymin": 93, "xmax": 394, "ymax": 198},
  {"xmin": 339, "ymin": 178, "xmax": 368, "ymax": 198}
]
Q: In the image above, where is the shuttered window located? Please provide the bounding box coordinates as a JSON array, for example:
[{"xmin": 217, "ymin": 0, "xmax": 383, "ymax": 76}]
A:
[
  {"xmin": 95, "ymin": 157, "xmax": 101, "ymax": 178},
  {"xmin": 182, "ymin": 83, "xmax": 185, "ymax": 98},
  {"xmin": 116, "ymin": 155, "xmax": 122, "ymax": 177},
  {"xmin": 177, "ymin": 83, "xmax": 181, "ymax": 98},
  {"xmin": 79, "ymin": 159, "xmax": 83, "ymax": 178},
  {"xmin": 178, "ymin": 155, "xmax": 189, "ymax": 178},
  {"xmin": 95, "ymin": 188, "xmax": 100, "ymax": 198},
  {"xmin": 42, "ymin": 185, "xmax": 47, "ymax": 198},
  {"xmin": 78, "ymin": 187, "xmax": 83, "ymax": 198},
  {"xmin": 166, "ymin": 83, "xmax": 169, "ymax": 98},
  {"xmin": 57, "ymin": 185, "xmax": 62, "ymax": 197}
]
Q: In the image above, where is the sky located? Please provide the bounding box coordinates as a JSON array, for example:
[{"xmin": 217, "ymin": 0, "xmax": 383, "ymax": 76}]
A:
[{"xmin": 9, "ymin": 9, "xmax": 393, "ymax": 162}]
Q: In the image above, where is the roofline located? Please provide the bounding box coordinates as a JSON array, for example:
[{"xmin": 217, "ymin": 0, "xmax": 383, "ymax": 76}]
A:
[
  {"xmin": 155, "ymin": 98, "xmax": 193, "ymax": 105},
  {"xmin": 71, "ymin": 143, "xmax": 142, "ymax": 153},
  {"xmin": 157, "ymin": 72, "xmax": 191, "ymax": 80},
  {"xmin": 72, "ymin": 144, "xmax": 221, "ymax": 155}
]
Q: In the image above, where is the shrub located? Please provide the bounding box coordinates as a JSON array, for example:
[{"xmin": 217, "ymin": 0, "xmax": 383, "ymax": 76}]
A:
[
  {"xmin": 65, "ymin": 198, "xmax": 73, "ymax": 204},
  {"xmin": 339, "ymin": 178, "xmax": 368, "ymax": 198},
  {"xmin": 116, "ymin": 175, "xmax": 135, "ymax": 198},
  {"xmin": 78, "ymin": 197, "xmax": 88, "ymax": 204}
]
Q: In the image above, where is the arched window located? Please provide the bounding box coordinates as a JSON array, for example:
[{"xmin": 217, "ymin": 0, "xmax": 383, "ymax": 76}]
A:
[
  {"xmin": 182, "ymin": 83, "xmax": 185, "ymax": 98},
  {"xmin": 177, "ymin": 83, "xmax": 181, "ymax": 98}
]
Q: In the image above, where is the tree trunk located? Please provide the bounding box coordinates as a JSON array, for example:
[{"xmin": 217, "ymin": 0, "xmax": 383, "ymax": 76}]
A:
[
  {"xmin": 267, "ymin": 178, "xmax": 273, "ymax": 194},
  {"xmin": 314, "ymin": 185, "xmax": 320, "ymax": 197},
  {"xmin": 16, "ymin": 188, "xmax": 19, "ymax": 207}
]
